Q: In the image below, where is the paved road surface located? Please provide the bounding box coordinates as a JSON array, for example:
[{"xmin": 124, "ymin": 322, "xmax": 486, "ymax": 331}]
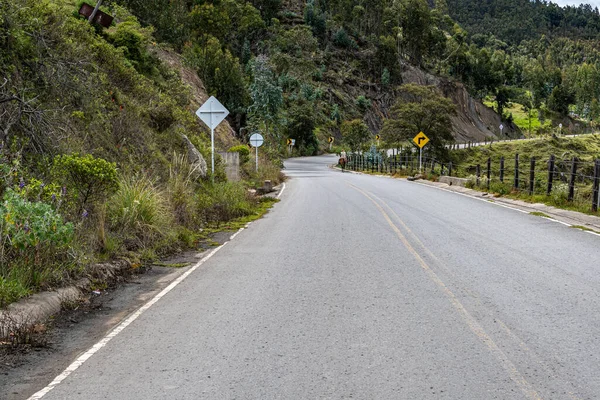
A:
[{"xmin": 33, "ymin": 155, "xmax": 600, "ymax": 399}]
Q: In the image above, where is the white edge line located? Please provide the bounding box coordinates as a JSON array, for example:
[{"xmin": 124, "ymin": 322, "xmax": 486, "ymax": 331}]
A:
[
  {"xmin": 410, "ymin": 181, "xmax": 593, "ymax": 230},
  {"xmin": 28, "ymin": 226, "xmax": 246, "ymax": 400},
  {"xmin": 277, "ymin": 182, "xmax": 286, "ymax": 199}
]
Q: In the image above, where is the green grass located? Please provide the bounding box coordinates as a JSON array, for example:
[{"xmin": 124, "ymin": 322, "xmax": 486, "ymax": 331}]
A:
[
  {"xmin": 530, "ymin": 211, "xmax": 551, "ymax": 218},
  {"xmin": 570, "ymin": 225, "xmax": 600, "ymax": 234},
  {"xmin": 152, "ymin": 262, "xmax": 191, "ymax": 268},
  {"xmin": 452, "ymin": 135, "xmax": 600, "ymax": 170},
  {"xmin": 483, "ymin": 99, "xmax": 553, "ymax": 137}
]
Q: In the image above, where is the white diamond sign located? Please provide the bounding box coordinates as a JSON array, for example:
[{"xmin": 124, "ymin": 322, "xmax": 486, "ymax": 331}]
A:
[{"xmin": 196, "ymin": 96, "xmax": 229, "ymax": 130}]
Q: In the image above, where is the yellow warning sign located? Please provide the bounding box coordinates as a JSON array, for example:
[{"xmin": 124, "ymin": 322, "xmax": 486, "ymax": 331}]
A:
[
  {"xmin": 328, "ymin": 137, "xmax": 334, "ymax": 144},
  {"xmin": 413, "ymin": 132, "xmax": 430, "ymax": 148}
]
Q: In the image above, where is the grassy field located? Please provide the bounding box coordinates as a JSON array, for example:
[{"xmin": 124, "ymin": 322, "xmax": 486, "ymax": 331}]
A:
[
  {"xmin": 450, "ymin": 135, "xmax": 600, "ymax": 214},
  {"xmin": 483, "ymin": 99, "xmax": 554, "ymax": 137}
]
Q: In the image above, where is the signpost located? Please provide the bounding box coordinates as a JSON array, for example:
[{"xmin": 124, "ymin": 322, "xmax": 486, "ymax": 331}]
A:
[
  {"xmin": 559, "ymin": 123, "xmax": 563, "ymax": 135},
  {"xmin": 196, "ymin": 96, "xmax": 229, "ymax": 179},
  {"xmin": 375, "ymin": 135, "xmax": 380, "ymax": 146},
  {"xmin": 328, "ymin": 136, "xmax": 334, "ymax": 151},
  {"xmin": 250, "ymin": 133, "xmax": 264, "ymax": 172},
  {"xmin": 500, "ymin": 123, "xmax": 504, "ymax": 136},
  {"xmin": 287, "ymin": 138, "xmax": 295, "ymax": 154},
  {"xmin": 413, "ymin": 131, "xmax": 430, "ymax": 172}
]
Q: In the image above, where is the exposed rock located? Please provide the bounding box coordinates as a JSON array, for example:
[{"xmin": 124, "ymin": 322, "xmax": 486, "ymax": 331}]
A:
[
  {"xmin": 366, "ymin": 63, "xmax": 522, "ymax": 143},
  {"xmin": 154, "ymin": 48, "xmax": 238, "ymax": 148},
  {"xmin": 182, "ymin": 134, "xmax": 208, "ymax": 178}
]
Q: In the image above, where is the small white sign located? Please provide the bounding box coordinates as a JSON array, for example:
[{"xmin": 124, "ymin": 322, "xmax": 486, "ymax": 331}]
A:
[
  {"xmin": 291, "ymin": 139, "xmax": 296, "ymax": 146},
  {"xmin": 559, "ymin": 123, "xmax": 563, "ymax": 129},
  {"xmin": 499, "ymin": 124, "xmax": 504, "ymax": 130},
  {"xmin": 250, "ymin": 133, "xmax": 264, "ymax": 148},
  {"xmin": 196, "ymin": 96, "xmax": 229, "ymax": 130}
]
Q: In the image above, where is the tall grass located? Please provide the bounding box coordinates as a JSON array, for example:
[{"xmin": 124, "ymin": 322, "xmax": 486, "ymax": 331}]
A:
[{"xmin": 107, "ymin": 176, "xmax": 171, "ymax": 248}]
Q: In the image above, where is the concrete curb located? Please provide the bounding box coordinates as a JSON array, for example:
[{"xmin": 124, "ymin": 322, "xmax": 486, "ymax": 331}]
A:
[{"xmin": 0, "ymin": 260, "xmax": 132, "ymax": 339}]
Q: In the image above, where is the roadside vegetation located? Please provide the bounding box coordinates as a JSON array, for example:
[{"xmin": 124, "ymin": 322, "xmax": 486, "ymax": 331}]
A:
[
  {"xmin": 0, "ymin": 0, "xmax": 282, "ymax": 307},
  {"xmin": 450, "ymin": 135, "xmax": 600, "ymax": 215}
]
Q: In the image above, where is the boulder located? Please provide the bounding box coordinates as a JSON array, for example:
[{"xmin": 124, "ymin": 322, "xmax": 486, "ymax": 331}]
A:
[{"xmin": 182, "ymin": 134, "xmax": 207, "ymax": 178}]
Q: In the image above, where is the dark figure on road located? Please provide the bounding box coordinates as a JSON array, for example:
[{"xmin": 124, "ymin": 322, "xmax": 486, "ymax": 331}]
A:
[{"xmin": 339, "ymin": 150, "xmax": 347, "ymax": 172}]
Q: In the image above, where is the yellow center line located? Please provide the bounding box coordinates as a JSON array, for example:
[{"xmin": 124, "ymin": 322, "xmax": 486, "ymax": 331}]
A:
[{"xmin": 348, "ymin": 183, "xmax": 543, "ymax": 400}]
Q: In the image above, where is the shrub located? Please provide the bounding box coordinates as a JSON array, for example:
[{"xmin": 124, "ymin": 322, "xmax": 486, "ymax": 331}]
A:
[
  {"xmin": 333, "ymin": 28, "xmax": 357, "ymax": 49},
  {"xmin": 107, "ymin": 176, "xmax": 170, "ymax": 248},
  {"xmin": 197, "ymin": 182, "xmax": 255, "ymax": 225},
  {"xmin": 53, "ymin": 154, "xmax": 119, "ymax": 216},
  {"xmin": 228, "ymin": 145, "xmax": 251, "ymax": 164},
  {"xmin": 168, "ymin": 153, "xmax": 200, "ymax": 228},
  {"xmin": 550, "ymin": 182, "xmax": 570, "ymax": 205},
  {"xmin": 0, "ymin": 190, "xmax": 75, "ymax": 303},
  {"xmin": 355, "ymin": 95, "xmax": 372, "ymax": 111}
]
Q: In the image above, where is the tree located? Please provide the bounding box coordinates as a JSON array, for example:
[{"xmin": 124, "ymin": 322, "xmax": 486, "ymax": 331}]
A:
[
  {"xmin": 496, "ymin": 86, "xmax": 510, "ymax": 118},
  {"xmin": 548, "ymin": 84, "xmax": 575, "ymax": 117},
  {"xmin": 381, "ymin": 84, "xmax": 455, "ymax": 159},
  {"xmin": 248, "ymin": 55, "xmax": 283, "ymax": 144},
  {"xmin": 341, "ymin": 120, "xmax": 370, "ymax": 152},
  {"xmin": 285, "ymin": 101, "xmax": 318, "ymax": 155}
]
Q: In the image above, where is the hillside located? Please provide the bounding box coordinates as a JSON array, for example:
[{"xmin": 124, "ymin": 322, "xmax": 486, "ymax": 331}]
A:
[
  {"xmin": 0, "ymin": 0, "xmax": 280, "ymax": 306},
  {"xmin": 445, "ymin": 0, "xmax": 600, "ymax": 45}
]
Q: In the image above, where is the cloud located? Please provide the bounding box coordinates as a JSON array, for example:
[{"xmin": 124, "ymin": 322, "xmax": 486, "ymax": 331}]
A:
[{"xmin": 551, "ymin": 0, "xmax": 600, "ymax": 8}]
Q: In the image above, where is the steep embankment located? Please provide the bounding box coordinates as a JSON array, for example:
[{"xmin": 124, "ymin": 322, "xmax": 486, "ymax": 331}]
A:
[
  {"xmin": 366, "ymin": 63, "xmax": 521, "ymax": 142},
  {"xmin": 155, "ymin": 49, "xmax": 238, "ymax": 150}
]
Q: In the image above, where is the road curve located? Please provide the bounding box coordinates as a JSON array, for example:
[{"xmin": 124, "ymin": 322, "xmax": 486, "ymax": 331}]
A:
[{"xmin": 35, "ymin": 155, "xmax": 600, "ymax": 399}]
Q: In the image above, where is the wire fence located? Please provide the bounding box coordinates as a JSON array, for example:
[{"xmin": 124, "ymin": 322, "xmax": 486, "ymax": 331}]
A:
[{"xmin": 345, "ymin": 151, "xmax": 600, "ymax": 213}]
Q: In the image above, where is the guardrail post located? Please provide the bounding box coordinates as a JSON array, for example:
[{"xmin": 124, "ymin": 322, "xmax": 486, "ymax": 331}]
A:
[
  {"xmin": 529, "ymin": 157, "xmax": 536, "ymax": 195},
  {"xmin": 514, "ymin": 153, "xmax": 519, "ymax": 189},
  {"xmin": 547, "ymin": 155, "xmax": 555, "ymax": 195},
  {"xmin": 593, "ymin": 160, "xmax": 599, "ymax": 212},
  {"xmin": 568, "ymin": 157, "xmax": 577, "ymax": 202},
  {"xmin": 500, "ymin": 156, "xmax": 505, "ymax": 183}
]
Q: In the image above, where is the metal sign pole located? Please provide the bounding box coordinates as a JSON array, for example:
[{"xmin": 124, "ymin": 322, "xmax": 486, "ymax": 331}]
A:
[
  {"xmin": 256, "ymin": 146, "xmax": 259, "ymax": 173},
  {"xmin": 419, "ymin": 147, "xmax": 422, "ymax": 172},
  {"xmin": 210, "ymin": 102, "xmax": 215, "ymax": 179}
]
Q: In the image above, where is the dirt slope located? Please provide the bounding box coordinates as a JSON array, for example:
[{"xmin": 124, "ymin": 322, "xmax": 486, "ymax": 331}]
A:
[
  {"xmin": 155, "ymin": 48, "xmax": 239, "ymax": 150},
  {"xmin": 367, "ymin": 63, "xmax": 522, "ymax": 143}
]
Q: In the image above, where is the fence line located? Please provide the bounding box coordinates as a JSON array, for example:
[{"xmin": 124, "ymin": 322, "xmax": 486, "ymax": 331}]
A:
[{"xmin": 344, "ymin": 151, "xmax": 600, "ymax": 212}]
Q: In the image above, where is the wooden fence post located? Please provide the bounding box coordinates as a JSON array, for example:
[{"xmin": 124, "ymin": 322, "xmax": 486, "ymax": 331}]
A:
[
  {"xmin": 568, "ymin": 157, "xmax": 577, "ymax": 202},
  {"xmin": 514, "ymin": 153, "xmax": 519, "ymax": 189},
  {"xmin": 529, "ymin": 157, "xmax": 536, "ymax": 195},
  {"xmin": 592, "ymin": 160, "xmax": 600, "ymax": 212},
  {"xmin": 547, "ymin": 154, "xmax": 555, "ymax": 196},
  {"xmin": 487, "ymin": 157, "xmax": 491, "ymax": 191}
]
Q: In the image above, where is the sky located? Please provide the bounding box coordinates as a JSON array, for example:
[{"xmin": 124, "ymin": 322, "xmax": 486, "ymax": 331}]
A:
[{"xmin": 552, "ymin": 0, "xmax": 600, "ymax": 8}]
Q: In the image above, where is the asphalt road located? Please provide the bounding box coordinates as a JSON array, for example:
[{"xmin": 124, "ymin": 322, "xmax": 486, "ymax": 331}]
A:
[{"xmin": 34, "ymin": 155, "xmax": 600, "ymax": 399}]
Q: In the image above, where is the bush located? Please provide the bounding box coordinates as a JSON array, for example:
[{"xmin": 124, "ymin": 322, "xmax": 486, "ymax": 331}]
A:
[
  {"xmin": 333, "ymin": 28, "xmax": 357, "ymax": 49},
  {"xmin": 228, "ymin": 145, "xmax": 251, "ymax": 164},
  {"xmin": 197, "ymin": 182, "xmax": 255, "ymax": 225},
  {"xmin": 0, "ymin": 190, "xmax": 75, "ymax": 304},
  {"xmin": 355, "ymin": 95, "xmax": 372, "ymax": 111},
  {"xmin": 168, "ymin": 153, "xmax": 200, "ymax": 228},
  {"xmin": 107, "ymin": 176, "xmax": 170, "ymax": 248},
  {"xmin": 53, "ymin": 154, "xmax": 119, "ymax": 216}
]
